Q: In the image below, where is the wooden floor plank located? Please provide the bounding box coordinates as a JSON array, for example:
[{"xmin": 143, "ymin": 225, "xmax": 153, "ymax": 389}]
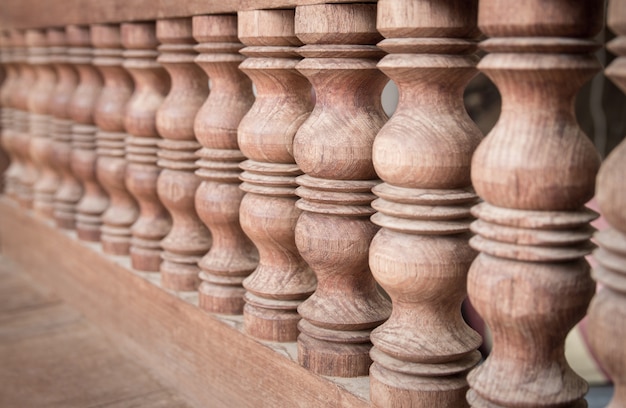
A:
[{"xmin": 0, "ymin": 253, "xmax": 191, "ymax": 408}]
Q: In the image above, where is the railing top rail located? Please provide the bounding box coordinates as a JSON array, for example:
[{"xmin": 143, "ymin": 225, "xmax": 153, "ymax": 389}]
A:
[{"xmin": 0, "ymin": 0, "xmax": 376, "ymax": 30}]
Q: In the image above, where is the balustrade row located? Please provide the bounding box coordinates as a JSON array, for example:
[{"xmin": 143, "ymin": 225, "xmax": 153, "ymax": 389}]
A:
[{"xmin": 0, "ymin": 1, "xmax": 623, "ymax": 407}]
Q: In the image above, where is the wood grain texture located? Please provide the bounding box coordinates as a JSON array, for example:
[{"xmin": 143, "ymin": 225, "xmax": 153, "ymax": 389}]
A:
[
  {"xmin": 10, "ymin": 30, "xmax": 38, "ymax": 209},
  {"xmin": 191, "ymin": 14, "xmax": 257, "ymax": 315},
  {"xmin": 156, "ymin": 18, "xmax": 211, "ymax": 291},
  {"xmin": 586, "ymin": 2, "xmax": 626, "ymax": 406},
  {"xmin": 466, "ymin": 1, "xmax": 603, "ymax": 407},
  {"xmin": 368, "ymin": 1, "xmax": 482, "ymax": 406},
  {"xmin": 292, "ymin": 3, "xmax": 391, "ymax": 378},
  {"xmin": 0, "ymin": 31, "xmax": 19, "ymax": 199},
  {"xmin": 92, "ymin": 24, "xmax": 138, "ymax": 255},
  {"xmin": 0, "ymin": 256, "xmax": 191, "ymax": 408},
  {"xmin": 67, "ymin": 25, "xmax": 108, "ymax": 242},
  {"xmin": 0, "ymin": 0, "xmax": 375, "ymax": 31},
  {"xmin": 48, "ymin": 28, "xmax": 82, "ymax": 230},
  {"xmin": 0, "ymin": 197, "xmax": 369, "ymax": 408},
  {"xmin": 122, "ymin": 22, "xmax": 172, "ymax": 272},
  {"xmin": 238, "ymin": 9, "xmax": 316, "ymax": 341},
  {"xmin": 0, "ymin": 38, "xmax": 7, "ymax": 192},
  {"xmin": 27, "ymin": 29, "xmax": 59, "ymax": 218}
]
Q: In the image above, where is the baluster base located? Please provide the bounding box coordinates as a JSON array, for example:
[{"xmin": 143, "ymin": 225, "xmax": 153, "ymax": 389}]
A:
[
  {"xmin": 243, "ymin": 294, "xmax": 301, "ymax": 342},
  {"xmin": 297, "ymin": 320, "xmax": 373, "ymax": 377}
]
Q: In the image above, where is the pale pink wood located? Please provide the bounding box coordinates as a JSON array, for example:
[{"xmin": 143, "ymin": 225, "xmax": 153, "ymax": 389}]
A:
[
  {"xmin": 368, "ymin": 1, "xmax": 483, "ymax": 406},
  {"xmin": 67, "ymin": 25, "xmax": 108, "ymax": 242},
  {"xmin": 466, "ymin": 1, "xmax": 603, "ymax": 407},
  {"xmin": 92, "ymin": 24, "xmax": 138, "ymax": 255},
  {"xmin": 10, "ymin": 30, "xmax": 38, "ymax": 209},
  {"xmin": 50, "ymin": 28, "xmax": 82, "ymax": 230},
  {"xmin": 1, "ymin": 30, "xmax": 21, "ymax": 199},
  {"xmin": 238, "ymin": 9, "xmax": 316, "ymax": 340},
  {"xmin": 587, "ymin": 1, "xmax": 626, "ymax": 406},
  {"xmin": 292, "ymin": 3, "xmax": 391, "ymax": 377},
  {"xmin": 27, "ymin": 29, "xmax": 59, "ymax": 219},
  {"xmin": 156, "ymin": 18, "xmax": 211, "ymax": 291},
  {"xmin": 0, "ymin": 32, "xmax": 10, "ymax": 193},
  {"xmin": 192, "ymin": 14, "xmax": 257, "ymax": 313},
  {"xmin": 122, "ymin": 22, "xmax": 171, "ymax": 272}
]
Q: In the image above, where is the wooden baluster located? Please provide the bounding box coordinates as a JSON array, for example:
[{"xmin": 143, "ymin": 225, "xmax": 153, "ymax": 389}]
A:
[
  {"xmin": 67, "ymin": 25, "xmax": 107, "ymax": 241},
  {"xmin": 368, "ymin": 1, "xmax": 483, "ymax": 406},
  {"xmin": 586, "ymin": 1, "xmax": 626, "ymax": 406},
  {"xmin": 156, "ymin": 18, "xmax": 211, "ymax": 291},
  {"xmin": 237, "ymin": 9, "xmax": 316, "ymax": 339},
  {"xmin": 11, "ymin": 30, "xmax": 37, "ymax": 208},
  {"xmin": 191, "ymin": 15, "xmax": 256, "ymax": 313},
  {"xmin": 466, "ymin": 1, "xmax": 603, "ymax": 407},
  {"xmin": 51, "ymin": 27, "xmax": 81, "ymax": 229},
  {"xmin": 1, "ymin": 31, "xmax": 19, "ymax": 198},
  {"xmin": 122, "ymin": 22, "xmax": 171, "ymax": 271},
  {"xmin": 0, "ymin": 32, "xmax": 9, "ymax": 191},
  {"xmin": 27, "ymin": 29, "xmax": 59, "ymax": 218},
  {"xmin": 292, "ymin": 3, "xmax": 391, "ymax": 377},
  {"xmin": 92, "ymin": 24, "xmax": 138, "ymax": 255}
]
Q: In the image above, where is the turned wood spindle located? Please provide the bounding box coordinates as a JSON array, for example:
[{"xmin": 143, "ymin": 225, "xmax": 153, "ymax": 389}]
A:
[
  {"xmin": 0, "ymin": 32, "xmax": 9, "ymax": 191},
  {"xmin": 368, "ymin": 1, "xmax": 483, "ymax": 406},
  {"xmin": 191, "ymin": 15, "xmax": 256, "ymax": 313},
  {"xmin": 27, "ymin": 29, "xmax": 59, "ymax": 218},
  {"xmin": 1, "ymin": 31, "xmax": 19, "ymax": 197},
  {"xmin": 238, "ymin": 9, "xmax": 316, "ymax": 340},
  {"xmin": 92, "ymin": 24, "xmax": 138, "ymax": 255},
  {"xmin": 122, "ymin": 22, "xmax": 171, "ymax": 271},
  {"xmin": 292, "ymin": 3, "xmax": 391, "ymax": 377},
  {"xmin": 67, "ymin": 25, "xmax": 108, "ymax": 241},
  {"xmin": 50, "ymin": 28, "xmax": 81, "ymax": 230},
  {"xmin": 466, "ymin": 2, "xmax": 603, "ymax": 407},
  {"xmin": 156, "ymin": 18, "xmax": 211, "ymax": 291},
  {"xmin": 11, "ymin": 30, "xmax": 38, "ymax": 208},
  {"xmin": 586, "ymin": 1, "xmax": 626, "ymax": 406}
]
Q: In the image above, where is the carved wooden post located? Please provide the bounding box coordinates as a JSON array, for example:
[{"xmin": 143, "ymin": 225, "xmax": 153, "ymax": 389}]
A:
[
  {"xmin": 238, "ymin": 9, "xmax": 316, "ymax": 340},
  {"xmin": 292, "ymin": 3, "xmax": 391, "ymax": 377},
  {"xmin": 368, "ymin": 1, "xmax": 483, "ymax": 406},
  {"xmin": 586, "ymin": 1, "xmax": 626, "ymax": 406},
  {"xmin": 92, "ymin": 24, "xmax": 138, "ymax": 255},
  {"xmin": 27, "ymin": 29, "xmax": 59, "ymax": 218},
  {"xmin": 11, "ymin": 30, "xmax": 37, "ymax": 208},
  {"xmin": 1, "ymin": 31, "xmax": 19, "ymax": 198},
  {"xmin": 51, "ymin": 28, "xmax": 81, "ymax": 229},
  {"xmin": 191, "ymin": 15, "xmax": 256, "ymax": 312},
  {"xmin": 122, "ymin": 22, "xmax": 171, "ymax": 271},
  {"xmin": 67, "ymin": 25, "xmax": 107, "ymax": 241},
  {"xmin": 156, "ymin": 18, "xmax": 211, "ymax": 290},
  {"xmin": 0, "ymin": 32, "xmax": 9, "ymax": 191},
  {"xmin": 466, "ymin": 1, "xmax": 603, "ymax": 407}
]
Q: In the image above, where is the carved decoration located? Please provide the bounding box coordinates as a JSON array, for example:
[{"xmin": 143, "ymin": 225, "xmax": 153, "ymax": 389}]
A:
[
  {"xmin": 587, "ymin": 1, "xmax": 626, "ymax": 406},
  {"xmin": 466, "ymin": 1, "xmax": 603, "ymax": 407},
  {"xmin": 92, "ymin": 24, "xmax": 138, "ymax": 255},
  {"xmin": 292, "ymin": 3, "xmax": 391, "ymax": 377},
  {"xmin": 156, "ymin": 18, "xmax": 211, "ymax": 290},
  {"xmin": 67, "ymin": 25, "xmax": 108, "ymax": 241},
  {"xmin": 368, "ymin": 1, "xmax": 483, "ymax": 406},
  {"xmin": 238, "ymin": 9, "xmax": 316, "ymax": 340},
  {"xmin": 122, "ymin": 22, "xmax": 171, "ymax": 271},
  {"xmin": 50, "ymin": 27, "xmax": 81, "ymax": 230}
]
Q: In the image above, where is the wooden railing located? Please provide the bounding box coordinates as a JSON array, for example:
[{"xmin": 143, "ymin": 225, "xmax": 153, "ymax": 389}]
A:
[{"xmin": 0, "ymin": 1, "xmax": 624, "ymax": 407}]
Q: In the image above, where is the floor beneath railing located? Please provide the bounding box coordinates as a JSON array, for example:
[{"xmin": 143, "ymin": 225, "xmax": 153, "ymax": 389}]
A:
[
  {"xmin": 0, "ymin": 232, "xmax": 616, "ymax": 407},
  {"xmin": 0, "ymin": 255, "xmax": 190, "ymax": 408}
]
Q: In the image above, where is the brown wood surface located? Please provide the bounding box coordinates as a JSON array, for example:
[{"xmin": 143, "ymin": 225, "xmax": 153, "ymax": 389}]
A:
[
  {"xmin": 0, "ymin": 198, "xmax": 369, "ymax": 408},
  {"xmin": 0, "ymin": 0, "xmax": 375, "ymax": 31},
  {"xmin": 0, "ymin": 254, "xmax": 190, "ymax": 408}
]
